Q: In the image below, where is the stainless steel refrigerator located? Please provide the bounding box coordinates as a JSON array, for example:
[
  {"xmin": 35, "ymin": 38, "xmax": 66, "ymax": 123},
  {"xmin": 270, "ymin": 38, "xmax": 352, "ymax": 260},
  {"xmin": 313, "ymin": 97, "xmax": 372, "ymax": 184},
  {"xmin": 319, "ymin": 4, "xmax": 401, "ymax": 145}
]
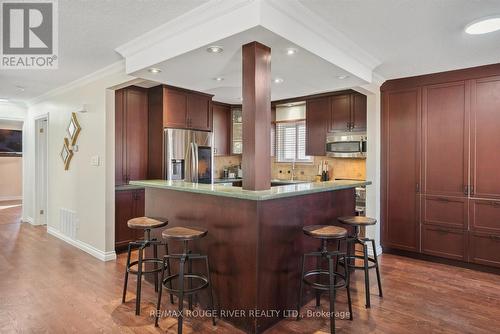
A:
[{"xmin": 164, "ymin": 128, "xmax": 213, "ymax": 184}]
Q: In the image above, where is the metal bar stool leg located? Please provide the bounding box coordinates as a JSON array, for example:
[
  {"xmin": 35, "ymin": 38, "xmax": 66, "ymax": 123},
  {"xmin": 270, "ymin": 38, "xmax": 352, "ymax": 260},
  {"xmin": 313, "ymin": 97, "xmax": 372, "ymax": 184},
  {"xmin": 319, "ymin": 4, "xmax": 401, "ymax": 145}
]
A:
[
  {"xmin": 345, "ymin": 253, "xmax": 353, "ymax": 320},
  {"xmin": 296, "ymin": 254, "xmax": 306, "ymax": 320},
  {"xmin": 188, "ymin": 253, "xmax": 193, "ymax": 310},
  {"xmin": 205, "ymin": 256, "xmax": 216, "ymax": 326},
  {"xmin": 122, "ymin": 243, "xmax": 132, "ymax": 303},
  {"xmin": 362, "ymin": 243, "xmax": 371, "ymax": 308},
  {"xmin": 136, "ymin": 246, "xmax": 144, "ymax": 315},
  {"xmin": 371, "ymin": 239, "xmax": 383, "ymax": 297},
  {"xmin": 153, "ymin": 243, "xmax": 159, "ymax": 293},
  {"xmin": 155, "ymin": 257, "xmax": 167, "ymax": 327},
  {"xmin": 165, "ymin": 243, "xmax": 174, "ymax": 304},
  {"xmin": 178, "ymin": 255, "xmax": 186, "ymax": 334},
  {"xmin": 315, "ymin": 252, "xmax": 322, "ymax": 307},
  {"xmin": 328, "ymin": 256, "xmax": 336, "ymax": 334}
]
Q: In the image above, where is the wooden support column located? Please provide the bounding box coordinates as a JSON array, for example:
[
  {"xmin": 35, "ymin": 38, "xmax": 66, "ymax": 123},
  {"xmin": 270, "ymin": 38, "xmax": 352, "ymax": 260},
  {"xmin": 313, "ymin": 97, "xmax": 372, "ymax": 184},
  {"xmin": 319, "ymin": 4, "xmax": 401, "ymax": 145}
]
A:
[{"xmin": 242, "ymin": 41, "xmax": 271, "ymax": 191}]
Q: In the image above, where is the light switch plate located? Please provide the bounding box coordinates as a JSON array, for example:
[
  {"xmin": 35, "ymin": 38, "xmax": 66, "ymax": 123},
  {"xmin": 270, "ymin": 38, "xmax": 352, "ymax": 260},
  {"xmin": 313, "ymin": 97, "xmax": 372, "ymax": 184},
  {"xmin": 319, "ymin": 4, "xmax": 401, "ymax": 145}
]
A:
[{"xmin": 90, "ymin": 155, "xmax": 100, "ymax": 166}]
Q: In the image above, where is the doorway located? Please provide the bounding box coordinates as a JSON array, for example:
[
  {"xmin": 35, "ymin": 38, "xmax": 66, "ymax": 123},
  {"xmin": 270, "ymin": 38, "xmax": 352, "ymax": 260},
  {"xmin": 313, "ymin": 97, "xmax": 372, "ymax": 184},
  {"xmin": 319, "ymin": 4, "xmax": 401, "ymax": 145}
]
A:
[
  {"xmin": 35, "ymin": 116, "xmax": 48, "ymax": 225},
  {"xmin": 0, "ymin": 118, "xmax": 24, "ymax": 224}
]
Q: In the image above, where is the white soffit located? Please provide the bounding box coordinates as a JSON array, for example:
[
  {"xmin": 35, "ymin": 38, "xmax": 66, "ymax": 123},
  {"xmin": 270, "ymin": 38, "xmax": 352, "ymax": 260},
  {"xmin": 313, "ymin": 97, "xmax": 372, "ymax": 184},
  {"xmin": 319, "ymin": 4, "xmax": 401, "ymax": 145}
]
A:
[{"xmin": 115, "ymin": 0, "xmax": 380, "ymax": 83}]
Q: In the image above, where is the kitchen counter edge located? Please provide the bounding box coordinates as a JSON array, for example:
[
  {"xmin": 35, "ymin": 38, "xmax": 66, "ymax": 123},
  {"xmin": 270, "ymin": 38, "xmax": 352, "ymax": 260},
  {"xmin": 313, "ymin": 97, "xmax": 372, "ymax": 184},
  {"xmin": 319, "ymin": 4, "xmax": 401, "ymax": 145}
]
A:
[{"xmin": 129, "ymin": 179, "xmax": 371, "ymax": 201}]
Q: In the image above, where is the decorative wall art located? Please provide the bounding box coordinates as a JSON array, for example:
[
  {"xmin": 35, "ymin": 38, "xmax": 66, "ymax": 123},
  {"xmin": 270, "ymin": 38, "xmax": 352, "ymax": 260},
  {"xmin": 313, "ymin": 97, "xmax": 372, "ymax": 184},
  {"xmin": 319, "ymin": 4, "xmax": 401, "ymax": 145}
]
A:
[
  {"xmin": 67, "ymin": 112, "xmax": 81, "ymax": 146},
  {"xmin": 60, "ymin": 137, "xmax": 73, "ymax": 170},
  {"xmin": 61, "ymin": 112, "xmax": 82, "ymax": 170}
]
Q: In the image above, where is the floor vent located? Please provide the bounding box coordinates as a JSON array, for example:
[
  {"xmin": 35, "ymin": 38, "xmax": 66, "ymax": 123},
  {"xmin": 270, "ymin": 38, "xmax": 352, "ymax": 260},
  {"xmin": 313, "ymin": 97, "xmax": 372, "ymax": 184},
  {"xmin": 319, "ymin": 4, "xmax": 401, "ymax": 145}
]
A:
[{"xmin": 60, "ymin": 208, "xmax": 78, "ymax": 239}]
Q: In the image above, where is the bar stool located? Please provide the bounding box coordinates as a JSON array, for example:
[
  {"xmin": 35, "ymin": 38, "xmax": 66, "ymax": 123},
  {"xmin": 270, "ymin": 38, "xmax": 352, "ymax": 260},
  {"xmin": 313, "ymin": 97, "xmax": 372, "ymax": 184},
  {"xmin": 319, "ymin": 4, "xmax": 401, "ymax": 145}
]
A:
[
  {"xmin": 338, "ymin": 216, "xmax": 382, "ymax": 308},
  {"xmin": 155, "ymin": 226, "xmax": 216, "ymax": 334},
  {"xmin": 297, "ymin": 225, "xmax": 353, "ymax": 334},
  {"xmin": 122, "ymin": 217, "xmax": 172, "ymax": 315}
]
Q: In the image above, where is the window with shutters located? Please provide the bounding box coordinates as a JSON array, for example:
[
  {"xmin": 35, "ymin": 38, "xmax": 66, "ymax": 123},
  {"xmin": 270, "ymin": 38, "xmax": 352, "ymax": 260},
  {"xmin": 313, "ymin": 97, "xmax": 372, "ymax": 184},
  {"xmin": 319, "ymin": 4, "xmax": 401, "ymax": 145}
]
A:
[{"xmin": 275, "ymin": 120, "xmax": 312, "ymax": 163}]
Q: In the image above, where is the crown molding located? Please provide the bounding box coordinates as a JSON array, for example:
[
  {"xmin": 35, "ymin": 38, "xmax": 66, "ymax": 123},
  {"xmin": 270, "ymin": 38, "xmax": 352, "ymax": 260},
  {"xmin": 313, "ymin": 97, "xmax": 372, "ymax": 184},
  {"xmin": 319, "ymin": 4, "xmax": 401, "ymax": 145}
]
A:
[{"xmin": 27, "ymin": 60, "xmax": 127, "ymax": 106}]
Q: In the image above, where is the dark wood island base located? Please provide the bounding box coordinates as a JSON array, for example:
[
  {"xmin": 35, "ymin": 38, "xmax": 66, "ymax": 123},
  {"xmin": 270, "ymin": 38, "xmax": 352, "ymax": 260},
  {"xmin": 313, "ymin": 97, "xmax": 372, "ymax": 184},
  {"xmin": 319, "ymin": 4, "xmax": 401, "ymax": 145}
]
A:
[{"xmin": 142, "ymin": 186, "xmax": 356, "ymax": 333}]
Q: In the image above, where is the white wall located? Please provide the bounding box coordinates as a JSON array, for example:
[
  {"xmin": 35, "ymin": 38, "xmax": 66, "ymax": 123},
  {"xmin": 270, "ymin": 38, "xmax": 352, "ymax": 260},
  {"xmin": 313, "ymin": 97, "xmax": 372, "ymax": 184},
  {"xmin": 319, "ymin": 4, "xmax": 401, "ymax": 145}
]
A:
[
  {"xmin": 356, "ymin": 83, "xmax": 382, "ymax": 255},
  {"xmin": 24, "ymin": 62, "xmax": 133, "ymax": 260}
]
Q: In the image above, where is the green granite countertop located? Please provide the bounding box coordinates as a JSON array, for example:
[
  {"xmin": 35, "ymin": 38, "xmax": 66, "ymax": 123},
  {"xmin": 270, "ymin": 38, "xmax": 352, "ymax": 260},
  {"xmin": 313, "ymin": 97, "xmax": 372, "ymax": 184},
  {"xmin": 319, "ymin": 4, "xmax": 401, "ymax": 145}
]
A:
[{"xmin": 129, "ymin": 179, "xmax": 370, "ymax": 201}]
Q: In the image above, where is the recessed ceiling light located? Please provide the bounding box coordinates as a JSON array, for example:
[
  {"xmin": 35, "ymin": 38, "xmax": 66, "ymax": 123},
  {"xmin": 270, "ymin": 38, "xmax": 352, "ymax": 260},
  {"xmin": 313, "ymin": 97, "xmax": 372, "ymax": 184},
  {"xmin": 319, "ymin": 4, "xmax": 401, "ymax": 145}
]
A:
[
  {"xmin": 206, "ymin": 45, "xmax": 223, "ymax": 53},
  {"xmin": 465, "ymin": 16, "xmax": 500, "ymax": 35},
  {"xmin": 286, "ymin": 48, "xmax": 297, "ymax": 55},
  {"xmin": 274, "ymin": 78, "xmax": 284, "ymax": 84},
  {"xmin": 0, "ymin": 98, "xmax": 9, "ymax": 102},
  {"xmin": 148, "ymin": 68, "xmax": 162, "ymax": 74},
  {"xmin": 213, "ymin": 77, "xmax": 224, "ymax": 81},
  {"xmin": 337, "ymin": 75, "xmax": 349, "ymax": 80}
]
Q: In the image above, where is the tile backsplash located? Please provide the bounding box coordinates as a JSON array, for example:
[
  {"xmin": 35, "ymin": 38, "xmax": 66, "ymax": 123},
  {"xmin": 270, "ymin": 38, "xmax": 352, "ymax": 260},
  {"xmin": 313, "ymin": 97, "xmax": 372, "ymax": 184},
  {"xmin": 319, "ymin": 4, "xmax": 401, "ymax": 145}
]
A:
[
  {"xmin": 214, "ymin": 155, "xmax": 242, "ymax": 178},
  {"xmin": 214, "ymin": 155, "xmax": 365, "ymax": 181},
  {"xmin": 271, "ymin": 157, "xmax": 365, "ymax": 181}
]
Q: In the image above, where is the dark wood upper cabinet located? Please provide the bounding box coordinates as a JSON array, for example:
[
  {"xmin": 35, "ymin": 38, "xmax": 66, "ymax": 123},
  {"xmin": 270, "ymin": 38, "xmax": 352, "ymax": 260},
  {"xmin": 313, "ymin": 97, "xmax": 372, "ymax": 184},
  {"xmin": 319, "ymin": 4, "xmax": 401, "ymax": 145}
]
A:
[
  {"xmin": 115, "ymin": 86, "xmax": 148, "ymax": 185},
  {"xmin": 302, "ymin": 91, "xmax": 367, "ymax": 156},
  {"xmin": 329, "ymin": 94, "xmax": 351, "ymax": 132},
  {"xmin": 152, "ymin": 85, "xmax": 213, "ymax": 131},
  {"xmin": 187, "ymin": 93, "xmax": 212, "ymax": 131},
  {"xmin": 330, "ymin": 92, "xmax": 367, "ymax": 132},
  {"xmin": 471, "ymin": 76, "xmax": 500, "ymax": 199},
  {"xmin": 213, "ymin": 102, "xmax": 231, "ymax": 156},
  {"xmin": 422, "ymin": 82, "xmax": 469, "ymax": 197},
  {"xmin": 163, "ymin": 88, "xmax": 188, "ymax": 128},
  {"xmin": 351, "ymin": 93, "xmax": 367, "ymax": 131},
  {"xmin": 382, "ymin": 88, "xmax": 421, "ymax": 252},
  {"xmin": 306, "ymin": 97, "xmax": 329, "ymax": 156}
]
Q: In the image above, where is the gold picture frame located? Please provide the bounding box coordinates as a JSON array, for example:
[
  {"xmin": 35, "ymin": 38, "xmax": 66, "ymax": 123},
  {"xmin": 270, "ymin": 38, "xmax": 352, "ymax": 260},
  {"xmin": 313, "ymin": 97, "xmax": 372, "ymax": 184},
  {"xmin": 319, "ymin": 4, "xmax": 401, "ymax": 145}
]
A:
[
  {"xmin": 67, "ymin": 112, "xmax": 81, "ymax": 146},
  {"xmin": 60, "ymin": 137, "xmax": 73, "ymax": 170}
]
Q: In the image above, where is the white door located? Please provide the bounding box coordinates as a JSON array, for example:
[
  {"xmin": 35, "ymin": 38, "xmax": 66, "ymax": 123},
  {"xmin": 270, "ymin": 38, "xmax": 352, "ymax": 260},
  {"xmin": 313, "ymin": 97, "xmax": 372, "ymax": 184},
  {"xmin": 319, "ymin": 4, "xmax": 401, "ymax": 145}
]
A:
[{"xmin": 35, "ymin": 118, "xmax": 48, "ymax": 225}]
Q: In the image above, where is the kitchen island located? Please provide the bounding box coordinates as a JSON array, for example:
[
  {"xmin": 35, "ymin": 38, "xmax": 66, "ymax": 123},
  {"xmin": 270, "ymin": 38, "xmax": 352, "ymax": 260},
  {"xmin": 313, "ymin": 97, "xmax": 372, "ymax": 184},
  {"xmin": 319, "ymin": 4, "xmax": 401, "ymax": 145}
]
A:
[{"xmin": 130, "ymin": 179, "xmax": 370, "ymax": 333}]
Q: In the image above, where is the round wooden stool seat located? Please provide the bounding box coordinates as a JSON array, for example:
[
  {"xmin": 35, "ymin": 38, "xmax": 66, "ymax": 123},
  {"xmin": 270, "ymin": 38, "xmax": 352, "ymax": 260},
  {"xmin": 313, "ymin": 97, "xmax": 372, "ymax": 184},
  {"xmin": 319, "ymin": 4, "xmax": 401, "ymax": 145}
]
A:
[
  {"xmin": 303, "ymin": 225, "xmax": 347, "ymax": 239},
  {"xmin": 162, "ymin": 226, "xmax": 208, "ymax": 241},
  {"xmin": 338, "ymin": 216, "xmax": 377, "ymax": 227},
  {"xmin": 127, "ymin": 217, "xmax": 168, "ymax": 229}
]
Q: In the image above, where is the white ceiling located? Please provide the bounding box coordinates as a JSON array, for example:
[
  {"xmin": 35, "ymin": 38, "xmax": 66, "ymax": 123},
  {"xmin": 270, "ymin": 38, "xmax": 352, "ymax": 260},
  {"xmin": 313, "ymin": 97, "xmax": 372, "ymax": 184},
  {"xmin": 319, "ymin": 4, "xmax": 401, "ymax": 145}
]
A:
[
  {"xmin": 134, "ymin": 26, "xmax": 365, "ymax": 104},
  {"xmin": 3, "ymin": 0, "xmax": 500, "ymax": 104},
  {"xmin": 299, "ymin": 0, "xmax": 500, "ymax": 79},
  {"xmin": 0, "ymin": 0, "xmax": 207, "ymax": 103}
]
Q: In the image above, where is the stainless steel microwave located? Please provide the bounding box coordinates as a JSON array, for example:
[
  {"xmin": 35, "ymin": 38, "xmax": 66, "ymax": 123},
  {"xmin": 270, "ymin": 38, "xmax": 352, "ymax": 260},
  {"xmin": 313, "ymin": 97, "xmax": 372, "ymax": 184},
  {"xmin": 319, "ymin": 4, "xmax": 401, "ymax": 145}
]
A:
[{"xmin": 326, "ymin": 133, "xmax": 367, "ymax": 158}]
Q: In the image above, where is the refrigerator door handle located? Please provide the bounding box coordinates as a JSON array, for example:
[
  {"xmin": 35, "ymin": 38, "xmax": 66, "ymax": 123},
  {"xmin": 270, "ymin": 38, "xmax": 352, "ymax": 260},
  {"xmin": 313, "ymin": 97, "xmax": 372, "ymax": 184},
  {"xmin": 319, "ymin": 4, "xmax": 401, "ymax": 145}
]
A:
[
  {"xmin": 193, "ymin": 143, "xmax": 199, "ymax": 183},
  {"xmin": 190, "ymin": 142, "xmax": 196, "ymax": 183}
]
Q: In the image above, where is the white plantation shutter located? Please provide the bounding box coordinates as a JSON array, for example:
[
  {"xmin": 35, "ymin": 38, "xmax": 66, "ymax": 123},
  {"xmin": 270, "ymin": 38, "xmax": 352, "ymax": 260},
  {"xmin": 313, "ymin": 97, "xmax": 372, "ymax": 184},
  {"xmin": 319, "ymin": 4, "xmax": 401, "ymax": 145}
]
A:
[
  {"xmin": 276, "ymin": 120, "xmax": 312, "ymax": 163},
  {"xmin": 271, "ymin": 124, "xmax": 275, "ymax": 157}
]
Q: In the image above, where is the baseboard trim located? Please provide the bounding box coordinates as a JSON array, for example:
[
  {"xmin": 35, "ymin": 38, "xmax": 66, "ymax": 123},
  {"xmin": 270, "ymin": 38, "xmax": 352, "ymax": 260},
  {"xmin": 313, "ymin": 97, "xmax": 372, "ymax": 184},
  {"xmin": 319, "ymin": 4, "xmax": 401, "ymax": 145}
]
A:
[
  {"xmin": 47, "ymin": 226, "xmax": 116, "ymax": 262},
  {"xmin": 0, "ymin": 195, "xmax": 22, "ymax": 201},
  {"xmin": 21, "ymin": 216, "xmax": 34, "ymax": 224}
]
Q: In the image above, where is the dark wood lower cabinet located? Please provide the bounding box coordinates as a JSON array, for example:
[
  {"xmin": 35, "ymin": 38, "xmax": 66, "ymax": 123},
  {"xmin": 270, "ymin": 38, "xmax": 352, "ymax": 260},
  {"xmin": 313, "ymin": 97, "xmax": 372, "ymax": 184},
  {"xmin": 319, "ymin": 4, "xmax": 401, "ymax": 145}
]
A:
[
  {"xmin": 422, "ymin": 195, "xmax": 468, "ymax": 229},
  {"xmin": 469, "ymin": 231, "xmax": 500, "ymax": 268},
  {"xmin": 470, "ymin": 199, "xmax": 500, "ymax": 234},
  {"xmin": 115, "ymin": 189, "xmax": 144, "ymax": 251},
  {"xmin": 421, "ymin": 225, "xmax": 466, "ymax": 261}
]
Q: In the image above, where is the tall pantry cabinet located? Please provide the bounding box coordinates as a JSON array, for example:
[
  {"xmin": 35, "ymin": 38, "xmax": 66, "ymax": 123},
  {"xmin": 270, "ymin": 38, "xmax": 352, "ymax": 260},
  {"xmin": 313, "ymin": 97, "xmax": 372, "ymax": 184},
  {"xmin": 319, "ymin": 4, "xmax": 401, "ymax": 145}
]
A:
[{"xmin": 381, "ymin": 64, "xmax": 500, "ymax": 268}]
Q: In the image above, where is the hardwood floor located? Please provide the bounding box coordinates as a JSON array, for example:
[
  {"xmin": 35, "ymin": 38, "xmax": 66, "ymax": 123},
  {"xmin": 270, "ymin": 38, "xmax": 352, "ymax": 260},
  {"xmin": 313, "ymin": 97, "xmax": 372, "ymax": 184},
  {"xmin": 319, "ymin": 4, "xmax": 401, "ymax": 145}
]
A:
[
  {"xmin": 1, "ymin": 204, "xmax": 499, "ymax": 333},
  {"xmin": 0, "ymin": 200, "xmax": 22, "ymax": 225}
]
